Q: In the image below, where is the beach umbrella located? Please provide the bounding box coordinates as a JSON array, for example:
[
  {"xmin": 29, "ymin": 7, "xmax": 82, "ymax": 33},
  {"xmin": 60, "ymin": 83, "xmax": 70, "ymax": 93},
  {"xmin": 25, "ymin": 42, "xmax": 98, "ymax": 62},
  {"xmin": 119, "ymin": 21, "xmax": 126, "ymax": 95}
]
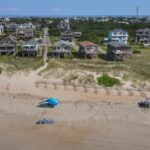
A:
[{"xmin": 47, "ymin": 97, "xmax": 59, "ymax": 107}]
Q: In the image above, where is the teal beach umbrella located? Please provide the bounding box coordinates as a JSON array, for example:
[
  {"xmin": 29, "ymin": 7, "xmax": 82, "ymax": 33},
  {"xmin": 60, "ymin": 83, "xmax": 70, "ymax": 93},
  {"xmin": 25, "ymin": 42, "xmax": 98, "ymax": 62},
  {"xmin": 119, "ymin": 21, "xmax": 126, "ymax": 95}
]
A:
[{"xmin": 47, "ymin": 97, "xmax": 59, "ymax": 107}]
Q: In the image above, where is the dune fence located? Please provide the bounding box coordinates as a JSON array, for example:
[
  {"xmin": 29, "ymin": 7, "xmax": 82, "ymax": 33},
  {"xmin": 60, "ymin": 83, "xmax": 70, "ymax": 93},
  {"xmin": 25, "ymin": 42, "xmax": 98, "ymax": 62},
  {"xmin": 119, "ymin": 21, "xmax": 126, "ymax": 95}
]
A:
[{"xmin": 35, "ymin": 80, "xmax": 150, "ymax": 97}]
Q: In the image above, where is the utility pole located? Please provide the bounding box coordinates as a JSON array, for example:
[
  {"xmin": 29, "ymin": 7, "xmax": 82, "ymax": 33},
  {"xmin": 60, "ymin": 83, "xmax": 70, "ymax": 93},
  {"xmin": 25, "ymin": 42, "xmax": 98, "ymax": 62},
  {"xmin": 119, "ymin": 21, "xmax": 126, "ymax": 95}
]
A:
[{"xmin": 136, "ymin": 6, "xmax": 139, "ymax": 18}]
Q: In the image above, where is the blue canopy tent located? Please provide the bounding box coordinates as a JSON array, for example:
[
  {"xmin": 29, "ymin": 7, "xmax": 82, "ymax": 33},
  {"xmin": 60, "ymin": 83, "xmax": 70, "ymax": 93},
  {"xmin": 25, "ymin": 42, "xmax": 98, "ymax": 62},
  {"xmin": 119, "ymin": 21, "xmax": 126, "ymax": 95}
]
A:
[
  {"xmin": 47, "ymin": 97, "xmax": 59, "ymax": 107},
  {"xmin": 38, "ymin": 97, "xmax": 59, "ymax": 108}
]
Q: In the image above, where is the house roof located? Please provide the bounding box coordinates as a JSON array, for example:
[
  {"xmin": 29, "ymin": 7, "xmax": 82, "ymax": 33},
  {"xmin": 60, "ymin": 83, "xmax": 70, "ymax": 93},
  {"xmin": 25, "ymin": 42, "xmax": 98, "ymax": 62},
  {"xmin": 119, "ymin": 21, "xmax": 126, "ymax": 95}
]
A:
[
  {"xmin": 61, "ymin": 29, "xmax": 74, "ymax": 34},
  {"xmin": 108, "ymin": 41, "xmax": 130, "ymax": 48},
  {"xmin": 55, "ymin": 40, "xmax": 71, "ymax": 47},
  {"xmin": 23, "ymin": 39, "xmax": 38, "ymax": 46},
  {"xmin": 17, "ymin": 27, "xmax": 33, "ymax": 32},
  {"xmin": 79, "ymin": 41, "xmax": 98, "ymax": 47},
  {"xmin": 18, "ymin": 23, "xmax": 36, "ymax": 29},
  {"xmin": 0, "ymin": 35, "xmax": 17, "ymax": 46},
  {"xmin": 136, "ymin": 28, "xmax": 150, "ymax": 33},
  {"xmin": 59, "ymin": 19, "xmax": 69, "ymax": 24},
  {"xmin": 109, "ymin": 29, "xmax": 128, "ymax": 33},
  {"xmin": 8, "ymin": 35, "xmax": 17, "ymax": 43},
  {"xmin": 5, "ymin": 23, "xmax": 18, "ymax": 28}
]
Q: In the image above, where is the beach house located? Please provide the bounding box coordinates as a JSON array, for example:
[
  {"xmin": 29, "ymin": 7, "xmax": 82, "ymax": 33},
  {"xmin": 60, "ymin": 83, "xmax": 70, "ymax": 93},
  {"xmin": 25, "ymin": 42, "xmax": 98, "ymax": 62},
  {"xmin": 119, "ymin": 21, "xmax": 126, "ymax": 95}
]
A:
[
  {"xmin": 108, "ymin": 29, "xmax": 129, "ymax": 44},
  {"xmin": 78, "ymin": 41, "xmax": 99, "ymax": 58},
  {"xmin": 0, "ymin": 25, "xmax": 4, "ymax": 35},
  {"xmin": 74, "ymin": 32, "xmax": 82, "ymax": 38},
  {"xmin": 57, "ymin": 18, "xmax": 70, "ymax": 30},
  {"xmin": 107, "ymin": 42, "xmax": 132, "ymax": 61},
  {"xmin": 136, "ymin": 28, "xmax": 150, "ymax": 47},
  {"xmin": 52, "ymin": 40, "xmax": 71, "ymax": 57},
  {"xmin": 18, "ymin": 23, "xmax": 37, "ymax": 30},
  {"xmin": 0, "ymin": 35, "xmax": 16, "ymax": 55},
  {"xmin": 5, "ymin": 23, "xmax": 17, "ymax": 35},
  {"xmin": 16, "ymin": 28, "xmax": 34, "ymax": 40},
  {"xmin": 22, "ymin": 39, "xmax": 39, "ymax": 56},
  {"xmin": 61, "ymin": 29, "xmax": 74, "ymax": 42}
]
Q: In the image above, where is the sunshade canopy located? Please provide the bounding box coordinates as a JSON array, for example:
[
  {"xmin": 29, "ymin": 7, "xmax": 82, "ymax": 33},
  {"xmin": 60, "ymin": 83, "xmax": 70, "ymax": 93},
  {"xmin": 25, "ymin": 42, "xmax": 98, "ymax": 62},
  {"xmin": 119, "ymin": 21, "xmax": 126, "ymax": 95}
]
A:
[{"xmin": 47, "ymin": 97, "xmax": 59, "ymax": 106}]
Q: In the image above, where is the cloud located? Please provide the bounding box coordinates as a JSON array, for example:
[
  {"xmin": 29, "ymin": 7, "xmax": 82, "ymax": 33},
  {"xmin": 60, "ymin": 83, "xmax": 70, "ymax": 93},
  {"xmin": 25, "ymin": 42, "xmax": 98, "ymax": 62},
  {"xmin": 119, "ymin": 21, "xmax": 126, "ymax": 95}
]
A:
[
  {"xmin": 7, "ymin": 7, "xmax": 19, "ymax": 12},
  {"xmin": 50, "ymin": 7, "xmax": 61, "ymax": 12},
  {"xmin": 0, "ymin": 6, "xmax": 19, "ymax": 12},
  {"xmin": 0, "ymin": 6, "xmax": 62, "ymax": 14}
]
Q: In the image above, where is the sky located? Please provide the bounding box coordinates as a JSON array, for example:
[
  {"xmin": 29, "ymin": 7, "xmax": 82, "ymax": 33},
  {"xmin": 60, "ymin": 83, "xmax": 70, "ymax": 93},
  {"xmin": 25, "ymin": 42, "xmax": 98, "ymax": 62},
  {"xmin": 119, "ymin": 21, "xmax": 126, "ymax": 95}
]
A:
[{"xmin": 0, "ymin": 0, "xmax": 150, "ymax": 16}]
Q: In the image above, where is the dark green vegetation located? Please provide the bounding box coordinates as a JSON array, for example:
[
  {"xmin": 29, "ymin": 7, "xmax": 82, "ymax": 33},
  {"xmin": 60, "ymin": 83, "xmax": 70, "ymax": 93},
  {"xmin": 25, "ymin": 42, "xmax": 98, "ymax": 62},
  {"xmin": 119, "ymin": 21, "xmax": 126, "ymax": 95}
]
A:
[
  {"xmin": 97, "ymin": 74, "xmax": 121, "ymax": 87},
  {"xmin": 50, "ymin": 36, "xmax": 59, "ymax": 44},
  {"xmin": 13, "ymin": 17, "xmax": 148, "ymax": 52},
  {"xmin": 70, "ymin": 19, "xmax": 150, "ymax": 45},
  {"xmin": 48, "ymin": 19, "xmax": 62, "ymax": 36},
  {"xmin": 47, "ymin": 17, "xmax": 150, "ymax": 46},
  {"xmin": 6, "ymin": 17, "xmax": 150, "ymax": 45}
]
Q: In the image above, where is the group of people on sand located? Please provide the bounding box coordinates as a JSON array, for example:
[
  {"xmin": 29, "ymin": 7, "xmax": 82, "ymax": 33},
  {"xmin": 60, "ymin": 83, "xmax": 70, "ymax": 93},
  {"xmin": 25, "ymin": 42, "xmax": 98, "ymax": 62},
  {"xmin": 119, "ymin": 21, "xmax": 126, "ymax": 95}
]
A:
[{"xmin": 138, "ymin": 97, "xmax": 150, "ymax": 108}]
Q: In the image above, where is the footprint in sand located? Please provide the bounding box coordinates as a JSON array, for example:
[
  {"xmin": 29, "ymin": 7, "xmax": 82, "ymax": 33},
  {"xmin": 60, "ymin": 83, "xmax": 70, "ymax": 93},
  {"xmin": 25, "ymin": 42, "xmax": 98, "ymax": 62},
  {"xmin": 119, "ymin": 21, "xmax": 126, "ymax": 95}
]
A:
[{"xmin": 41, "ymin": 110, "xmax": 47, "ymax": 116}]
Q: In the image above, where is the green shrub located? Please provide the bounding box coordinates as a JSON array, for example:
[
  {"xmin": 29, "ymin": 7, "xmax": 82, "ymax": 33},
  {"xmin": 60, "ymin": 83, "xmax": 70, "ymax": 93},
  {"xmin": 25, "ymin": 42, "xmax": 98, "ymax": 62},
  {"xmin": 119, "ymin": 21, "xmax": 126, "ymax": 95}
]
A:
[
  {"xmin": 133, "ymin": 50, "xmax": 141, "ymax": 54},
  {"xmin": 97, "ymin": 74, "xmax": 121, "ymax": 87},
  {"xmin": 71, "ymin": 47, "xmax": 77, "ymax": 52},
  {"xmin": 50, "ymin": 36, "xmax": 59, "ymax": 44},
  {"xmin": 17, "ymin": 44, "xmax": 23, "ymax": 51},
  {"xmin": 65, "ymin": 54, "xmax": 74, "ymax": 60},
  {"xmin": 48, "ymin": 46, "xmax": 54, "ymax": 52}
]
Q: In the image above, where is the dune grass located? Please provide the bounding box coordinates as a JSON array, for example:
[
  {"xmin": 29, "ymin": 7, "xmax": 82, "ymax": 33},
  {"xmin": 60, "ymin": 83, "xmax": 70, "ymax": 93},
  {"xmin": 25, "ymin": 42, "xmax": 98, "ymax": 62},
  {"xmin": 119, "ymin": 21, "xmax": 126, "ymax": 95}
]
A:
[
  {"xmin": 124, "ymin": 49, "xmax": 150, "ymax": 81},
  {"xmin": 0, "ymin": 56, "xmax": 44, "ymax": 73},
  {"xmin": 41, "ymin": 48, "xmax": 150, "ymax": 84},
  {"xmin": 0, "ymin": 47, "xmax": 149, "ymax": 84}
]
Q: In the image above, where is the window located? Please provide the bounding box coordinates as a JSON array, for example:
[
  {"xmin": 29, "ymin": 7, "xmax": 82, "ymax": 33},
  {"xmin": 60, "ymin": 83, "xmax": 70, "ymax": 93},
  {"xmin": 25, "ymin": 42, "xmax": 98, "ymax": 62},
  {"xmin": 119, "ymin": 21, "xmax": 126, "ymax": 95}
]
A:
[
  {"xmin": 56, "ymin": 47, "xmax": 60, "ymax": 50},
  {"xmin": 87, "ymin": 47, "xmax": 90, "ymax": 50}
]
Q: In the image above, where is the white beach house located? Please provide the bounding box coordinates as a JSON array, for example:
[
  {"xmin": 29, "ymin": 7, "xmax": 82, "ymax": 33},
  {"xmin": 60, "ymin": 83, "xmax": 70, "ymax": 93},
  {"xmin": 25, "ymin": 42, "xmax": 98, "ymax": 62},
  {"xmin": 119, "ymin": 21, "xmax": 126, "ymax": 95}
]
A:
[
  {"xmin": 108, "ymin": 29, "xmax": 129, "ymax": 44},
  {"xmin": 0, "ymin": 25, "xmax": 4, "ymax": 35}
]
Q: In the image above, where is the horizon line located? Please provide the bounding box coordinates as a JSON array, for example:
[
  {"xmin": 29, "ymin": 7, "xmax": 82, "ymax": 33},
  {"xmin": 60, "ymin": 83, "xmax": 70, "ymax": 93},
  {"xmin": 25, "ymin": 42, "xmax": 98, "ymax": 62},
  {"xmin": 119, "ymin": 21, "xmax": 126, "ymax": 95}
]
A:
[{"xmin": 0, "ymin": 14, "xmax": 150, "ymax": 18}]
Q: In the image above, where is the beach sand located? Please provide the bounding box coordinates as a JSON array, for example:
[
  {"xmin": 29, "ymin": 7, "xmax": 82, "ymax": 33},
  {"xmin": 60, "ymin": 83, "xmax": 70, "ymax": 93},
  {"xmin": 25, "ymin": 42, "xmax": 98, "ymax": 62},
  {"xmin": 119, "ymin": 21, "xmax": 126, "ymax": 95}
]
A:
[
  {"xmin": 0, "ymin": 69, "xmax": 150, "ymax": 150},
  {"xmin": 0, "ymin": 91, "xmax": 150, "ymax": 150}
]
